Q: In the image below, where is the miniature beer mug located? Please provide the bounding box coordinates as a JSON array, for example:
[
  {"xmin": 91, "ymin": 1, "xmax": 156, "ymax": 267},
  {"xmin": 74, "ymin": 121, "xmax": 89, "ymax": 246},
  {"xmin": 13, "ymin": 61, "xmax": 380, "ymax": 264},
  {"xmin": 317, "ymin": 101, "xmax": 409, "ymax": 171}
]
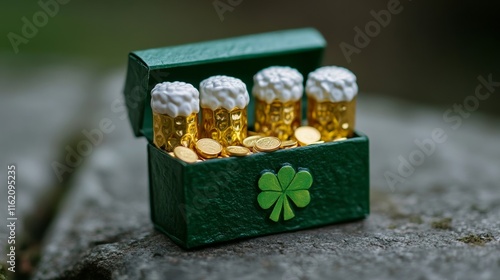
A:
[
  {"xmin": 151, "ymin": 81, "xmax": 200, "ymax": 152},
  {"xmin": 306, "ymin": 66, "xmax": 358, "ymax": 141},
  {"xmin": 253, "ymin": 66, "xmax": 303, "ymax": 140},
  {"xmin": 199, "ymin": 75, "xmax": 250, "ymax": 147}
]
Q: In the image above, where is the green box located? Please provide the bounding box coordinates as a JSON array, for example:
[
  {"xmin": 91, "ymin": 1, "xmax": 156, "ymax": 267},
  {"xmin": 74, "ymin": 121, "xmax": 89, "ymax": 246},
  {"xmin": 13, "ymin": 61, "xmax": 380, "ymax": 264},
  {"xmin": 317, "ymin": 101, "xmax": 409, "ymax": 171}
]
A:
[{"xmin": 124, "ymin": 28, "xmax": 370, "ymax": 249}]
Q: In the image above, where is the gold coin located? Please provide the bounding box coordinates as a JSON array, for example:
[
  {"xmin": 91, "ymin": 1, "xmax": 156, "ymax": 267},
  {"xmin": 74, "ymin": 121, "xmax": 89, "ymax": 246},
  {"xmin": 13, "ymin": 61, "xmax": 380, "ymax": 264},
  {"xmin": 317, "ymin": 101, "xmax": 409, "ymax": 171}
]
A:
[
  {"xmin": 307, "ymin": 140, "xmax": 325, "ymax": 145},
  {"xmin": 280, "ymin": 139, "xmax": 298, "ymax": 149},
  {"xmin": 334, "ymin": 137, "xmax": 347, "ymax": 142},
  {"xmin": 243, "ymin": 135, "xmax": 263, "ymax": 148},
  {"xmin": 255, "ymin": 136, "xmax": 281, "ymax": 152},
  {"xmin": 196, "ymin": 138, "xmax": 222, "ymax": 158},
  {"xmin": 168, "ymin": 152, "xmax": 175, "ymax": 157},
  {"xmin": 173, "ymin": 146, "xmax": 198, "ymax": 163},
  {"xmin": 294, "ymin": 126, "xmax": 321, "ymax": 146},
  {"xmin": 226, "ymin": 146, "xmax": 250, "ymax": 157}
]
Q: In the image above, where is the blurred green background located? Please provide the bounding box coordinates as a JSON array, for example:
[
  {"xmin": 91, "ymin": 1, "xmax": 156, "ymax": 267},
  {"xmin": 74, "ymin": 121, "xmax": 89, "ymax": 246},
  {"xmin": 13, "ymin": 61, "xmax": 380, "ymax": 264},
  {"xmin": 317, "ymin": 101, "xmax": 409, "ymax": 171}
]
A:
[{"xmin": 1, "ymin": 0, "xmax": 499, "ymax": 112}]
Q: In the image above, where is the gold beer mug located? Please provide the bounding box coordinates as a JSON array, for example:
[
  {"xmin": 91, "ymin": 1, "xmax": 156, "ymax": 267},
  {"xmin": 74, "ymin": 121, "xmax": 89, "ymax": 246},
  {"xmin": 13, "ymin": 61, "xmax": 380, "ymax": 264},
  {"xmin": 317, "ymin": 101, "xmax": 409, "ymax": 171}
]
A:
[
  {"xmin": 306, "ymin": 66, "xmax": 358, "ymax": 141},
  {"xmin": 253, "ymin": 66, "xmax": 304, "ymax": 140},
  {"xmin": 199, "ymin": 75, "xmax": 250, "ymax": 147},
  {"xmin": 150, "ymin": 81, "xmax": 200, "ymax": 152}
]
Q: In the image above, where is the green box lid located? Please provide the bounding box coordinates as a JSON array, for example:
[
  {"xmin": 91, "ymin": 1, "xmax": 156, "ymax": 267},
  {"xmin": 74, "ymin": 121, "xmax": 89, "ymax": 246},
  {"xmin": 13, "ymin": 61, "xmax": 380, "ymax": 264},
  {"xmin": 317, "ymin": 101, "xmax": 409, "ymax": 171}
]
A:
[{"xmin": 124, "ymin": 28, "xmax": 326, "ymax": 140}]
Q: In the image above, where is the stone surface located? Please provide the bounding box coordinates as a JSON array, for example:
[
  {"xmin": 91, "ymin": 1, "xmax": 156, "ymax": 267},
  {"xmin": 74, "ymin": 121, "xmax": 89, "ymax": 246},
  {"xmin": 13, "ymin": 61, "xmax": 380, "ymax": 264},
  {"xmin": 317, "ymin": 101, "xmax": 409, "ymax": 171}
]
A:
[
  {"xmin": 0, "ymin": 59, "xmax": 107, "ymax": 259},
  {"xmin": 31, "ymin": 75, "xmax": 500, "ymax": 280}
]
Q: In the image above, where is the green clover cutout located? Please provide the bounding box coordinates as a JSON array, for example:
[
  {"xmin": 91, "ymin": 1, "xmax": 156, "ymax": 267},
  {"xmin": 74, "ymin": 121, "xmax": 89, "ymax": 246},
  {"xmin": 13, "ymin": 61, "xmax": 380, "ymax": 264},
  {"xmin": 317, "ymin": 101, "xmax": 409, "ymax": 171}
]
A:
[{"xmin": 257, "ymin": 165, "xmax": 312, "ymax": 222}]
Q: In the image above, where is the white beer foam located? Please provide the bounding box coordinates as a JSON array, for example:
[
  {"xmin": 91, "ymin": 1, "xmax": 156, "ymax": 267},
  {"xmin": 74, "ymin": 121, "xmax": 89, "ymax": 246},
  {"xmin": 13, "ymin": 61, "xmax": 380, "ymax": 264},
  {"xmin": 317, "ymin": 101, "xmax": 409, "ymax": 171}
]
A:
[
  {"xmin": 199, "ymin": 75, "xmax": 250, "ymax": 110},
  {"xmin": 252, "ymin": 66, "xmax": 304, "ymax": 104},
  {"xmin": 306, "ymin": 66, "xmax": 358, "ymax": 102},
  {"xmin": 150, "ymin": 81, "xmax": 200, "ymax": 117}
]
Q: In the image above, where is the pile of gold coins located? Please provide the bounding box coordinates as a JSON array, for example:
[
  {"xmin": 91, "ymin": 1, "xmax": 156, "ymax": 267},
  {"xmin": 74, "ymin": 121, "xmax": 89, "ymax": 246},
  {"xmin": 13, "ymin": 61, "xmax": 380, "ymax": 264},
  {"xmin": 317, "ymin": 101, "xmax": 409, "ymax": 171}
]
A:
[
  {"xmin": 170, "ymin": 125, "xmax": 344, "ymax": 163},
  {"xmin": 151, "ymin": 66, "xmax": 358, "ymax": 164}
]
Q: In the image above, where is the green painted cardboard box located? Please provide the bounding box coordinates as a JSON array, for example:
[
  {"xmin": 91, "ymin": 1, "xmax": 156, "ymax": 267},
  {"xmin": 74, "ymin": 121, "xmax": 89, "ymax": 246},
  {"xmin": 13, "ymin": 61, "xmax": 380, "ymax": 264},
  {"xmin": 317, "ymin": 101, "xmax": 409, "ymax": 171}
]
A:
[{"xmin": 124, "ymin": 28, "xmax": 370, "ymax": 249}]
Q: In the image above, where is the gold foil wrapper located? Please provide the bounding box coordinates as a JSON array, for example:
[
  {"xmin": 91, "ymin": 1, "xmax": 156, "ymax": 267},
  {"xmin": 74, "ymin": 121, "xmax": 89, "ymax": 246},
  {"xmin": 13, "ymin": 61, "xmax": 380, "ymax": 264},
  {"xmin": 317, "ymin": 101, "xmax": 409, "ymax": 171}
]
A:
[
  {"xmin": 201, "ymin": 107, "xmax": 247, "ymax": 147},
  {"xmin": 254, "ymin": 98, "xmax": 301, "ymax": 141},
  {"xmin": 307, "ymin": 96, "xmax": 356, "ymax": 141},
  {"xmin": 153, "ymin": 112, "xmax": 198, "ymax": 152}
]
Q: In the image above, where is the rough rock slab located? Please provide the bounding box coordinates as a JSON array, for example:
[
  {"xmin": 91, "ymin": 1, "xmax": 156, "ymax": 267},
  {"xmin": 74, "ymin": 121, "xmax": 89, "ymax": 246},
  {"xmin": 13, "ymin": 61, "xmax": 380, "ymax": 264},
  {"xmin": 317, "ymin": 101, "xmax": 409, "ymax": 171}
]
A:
[
  {"xmin": 34, "ymin": 86, "xmax": 500, "ymax": 280},
  {"xmin": 0, "ymin": 60, "xmax": 113, "ymax": 259}
]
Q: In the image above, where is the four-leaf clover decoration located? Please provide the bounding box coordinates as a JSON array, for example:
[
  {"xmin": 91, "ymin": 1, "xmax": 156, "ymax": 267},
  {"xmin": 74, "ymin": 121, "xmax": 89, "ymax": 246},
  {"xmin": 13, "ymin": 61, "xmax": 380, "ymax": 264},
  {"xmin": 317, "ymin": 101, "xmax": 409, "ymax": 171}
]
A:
[{"xmin": 257, "ymin": 165, "xmax": 313, "ymax": 222}]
